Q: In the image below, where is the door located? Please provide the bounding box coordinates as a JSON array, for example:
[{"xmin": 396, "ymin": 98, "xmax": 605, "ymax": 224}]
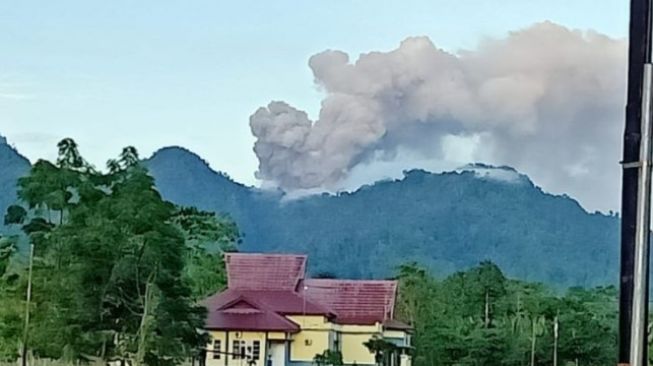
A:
[{"xmin": 268, "ymin": 341, "xmax": 286, "ymax": 366}]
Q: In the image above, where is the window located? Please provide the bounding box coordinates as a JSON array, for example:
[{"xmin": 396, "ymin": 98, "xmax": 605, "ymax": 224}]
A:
[
  {"xmin": 213, "ymin": 340, "xmax": 221, "ymax": 359},
  {"xmin": 233, "ymin": 340, "xmax": 241, "ymax": 359},
  {"xmin": 252, "ymin": 340, "xmax": 261, "ymax": 360}
]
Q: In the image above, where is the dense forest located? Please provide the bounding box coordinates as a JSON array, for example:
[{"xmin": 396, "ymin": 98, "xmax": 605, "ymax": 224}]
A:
[
  {"xmin": 395, "ymin": 262, "xmax": 617, "ymax": 366},
  {"xmin": 0, "ymin": 139, "xmax": 625, "ymax": 366},
  {"xmin": 0, "ymin": 140, "xmax": 621, "ymax": 289},
  {"xmin": 146, "ymin": 146, "xmax": 620, "ymax": 288}
]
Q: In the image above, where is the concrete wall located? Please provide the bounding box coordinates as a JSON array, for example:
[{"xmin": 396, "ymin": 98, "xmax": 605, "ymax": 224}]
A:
[
  {"xmin": 207, "ymin": 331, "xmax": 228, "ymax": 366},
  {"xmin": 338, "ymin": 324, "xmax": 382, "ymax": 365},
  {"xmin": 287, "ymin": 315, "xmax": 334, "ymax": 362},
  {"xmin": 340, "ymin": 333, "xmax": 376, "ymax": 365},
  {"xmin": 289, "ymin": 329, "xmax": 331, "ymax": 362}
]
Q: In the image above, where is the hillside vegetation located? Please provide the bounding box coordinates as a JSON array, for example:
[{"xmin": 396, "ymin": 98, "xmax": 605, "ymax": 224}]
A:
[
  {"xmin": 146, "ymin": 147, "xmax": 619, "ymax": 288},
  {"xmin": 0, "ymin": 140, "xmax": 620, "ymax": 287}
]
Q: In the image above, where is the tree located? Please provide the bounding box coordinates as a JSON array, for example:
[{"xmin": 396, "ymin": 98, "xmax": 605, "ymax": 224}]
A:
[
  {"xmin": 5, "ymin": 140, "xmax": 214, "ymax": 365},
  {"xmin": 393, "ymin": 262, "xmax": 617, "ymax": 366},
  {"xmin": 0, "ymin": 234, "xmax": 23, "ymax": 361},
  {"xmin": 172, "ymin": 207, "xmax": 239, "ymax": 300},
  {"xmin": 0, "ymin": 236, "xmax": 15, "ymax": 277},
  {"xmin": 56, "ymin": 138, "xmax": 85, "ymax": 170},
  {"xmin": 314, "ymin": 350, "xmax": 343, "ymax": 366},
  {"xmin": 4, "ymin": 205, "xmax": 26, "ymax": 226}
]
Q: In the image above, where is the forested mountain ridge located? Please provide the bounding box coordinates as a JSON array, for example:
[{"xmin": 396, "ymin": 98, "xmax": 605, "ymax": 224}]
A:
[
  {"xmin": 0, "ymin": 136, "xmax": 31, "ymax": 233},
  {"xmin": 0, "ymin": 140, "xmax": 620, "ymax": 287},
  {"xmin": 145, "ymin": 146, "xmax": 620, "ymax": 288}
]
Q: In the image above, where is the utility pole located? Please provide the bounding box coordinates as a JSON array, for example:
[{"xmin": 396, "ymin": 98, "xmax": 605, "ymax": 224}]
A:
[
  {"xmin": 553, "ymin": 315, "xmax": 559, "ymax": 366},
  {"xmin": 303, "ymin": 285, "xmax": 307, "ymax": 316},
  {"xmin": 630, "ymin": 58, "xmax": 653, "ymax": 366},
  {"xmin": 21, "ymin": 244, "xmax": 34, "ymax": 366},
  {"xmin": 621, "ymin": 1, "xmax": 653, "ymax": 365}
]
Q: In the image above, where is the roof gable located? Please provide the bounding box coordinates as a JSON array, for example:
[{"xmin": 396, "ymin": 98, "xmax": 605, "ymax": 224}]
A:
[
  {"xmin": 204, "ymin": 292, "xmax": 301, "ymax": 332},
  {"xmin": 219, "ymin": 297, "xmax": 262, "ymax": 314}
]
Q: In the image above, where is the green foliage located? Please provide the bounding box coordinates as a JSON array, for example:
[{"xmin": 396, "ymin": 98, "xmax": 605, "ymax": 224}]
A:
[
  {"xmin": 145, "ymin": 148, "xmax": 619, "ymax": 288},
  {"xmin": 0, "ymin": 143, "xmax": 624, "ymax": 365},
  {"xmin": 396, "ymin": 262, "xmax": 617, "ymax": 366},
  {"xmin": 172, "ymin": 207, "xmax": 239, "ymax": 300},
  {"xmin": 0, "ymin": 234, "xmax": 21, "ymax": 361},
  {"xmin": 0, "ymin": 144, "xmax": 625, "ymax": 288},
  {"xmin": 0, "ymin": 140, "xmax": 241, "ymax": 365},
  {"xmin": 4, "ymin": 205, "xmax": 26, "ymax": 226},
  {"xmin": 56, "ymin": 138, "xmax": 85, "ymax": 170},
  {"xmin": 0, "ymin": 236, "xmax": 15, "ymax": 277},
  {"xmin": 314, "ymin": 350, "xmax": 344, "ymax": 366}
]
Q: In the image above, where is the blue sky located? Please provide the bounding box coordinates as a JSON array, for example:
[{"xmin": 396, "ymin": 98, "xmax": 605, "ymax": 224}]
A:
[{"xmin": 0, "ymin": 0, "xmax": 629, "ymax": 186}]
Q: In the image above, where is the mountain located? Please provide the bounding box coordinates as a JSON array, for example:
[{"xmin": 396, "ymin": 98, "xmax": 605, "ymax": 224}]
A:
[
  {"xmin": 0, "ymin": 143, "xmax": 621, "ymax": 287},
  {"xmin": 146, "ymin": 146, "xmax": 619, "ymax": 288},
  {"xmin": 0, "ymin": 136, "xmax": 31, "ymax": 232}
]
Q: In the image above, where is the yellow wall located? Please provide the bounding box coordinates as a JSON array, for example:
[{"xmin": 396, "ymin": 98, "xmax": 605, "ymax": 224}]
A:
[
  {"xmin": 287, "ymin": 315, "xmax": 335, "ymax": 362},
  {"xmin": 289, "ymin": 329, "xmax": 331, "ymax": 362},
  {"xmin": 204, "ymin": 320, "xmax": 411, "ymax": 366},
  {"xmin": 340, "ymin": 333, "xmax": 377, "ymax": 365},
  {"xmin": 207, "ymin": 331, "xmax": 228, "ymax": 366},
  {"xmin": 334, "ymin": 324, "xmax": 382, "ymax": 365},
  {"xmin": 282, "ymin": 320, "xmax": 388, "ymax": 365}
]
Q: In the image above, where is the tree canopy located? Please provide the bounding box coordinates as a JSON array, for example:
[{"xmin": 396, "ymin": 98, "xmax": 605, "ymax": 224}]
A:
[
  {"xmin": 0, "ymin": 139, "xmax": 240, "ymax": 365},
  {"xmin": 396, "ymin": 262, "xmax": 618, "ymax": 366}
]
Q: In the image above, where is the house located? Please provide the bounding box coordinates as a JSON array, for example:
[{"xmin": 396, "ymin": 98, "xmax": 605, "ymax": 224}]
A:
[{"xmin": 201, "ymin": 253, "xmax": 412, "ymax": 366}]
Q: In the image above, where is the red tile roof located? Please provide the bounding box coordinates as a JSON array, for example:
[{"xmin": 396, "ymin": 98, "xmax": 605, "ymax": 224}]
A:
[
  {"xmin": 204, "ymin": 294, "xmax": 300, "ymax": 332},
  {"xmin": 226, "ymin": 253, "xmax": 306, "ymax": 291},
  {"xmin": 302, "ymin": 279, "xmax": 398, "ymax": 325},
  {"xmin": 204, "ymin": 253, "xmax": 408, "ymax": 331}
]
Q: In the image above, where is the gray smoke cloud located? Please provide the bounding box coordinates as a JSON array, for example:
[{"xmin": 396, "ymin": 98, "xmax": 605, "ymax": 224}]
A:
[{"xmin": 250, "ymin": 22, "xmax": 627, "ymax": 212}]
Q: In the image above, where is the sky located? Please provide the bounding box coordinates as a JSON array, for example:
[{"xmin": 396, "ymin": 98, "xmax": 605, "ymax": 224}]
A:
[{"xmin": 0, "ymin": 0, "xmax": 630, "ymax": 210}]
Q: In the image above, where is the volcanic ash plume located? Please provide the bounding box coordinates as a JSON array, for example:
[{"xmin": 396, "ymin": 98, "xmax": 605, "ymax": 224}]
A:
[{"xmin": 249, "ymin": 22, "xmax": 627, "ymax": 211}]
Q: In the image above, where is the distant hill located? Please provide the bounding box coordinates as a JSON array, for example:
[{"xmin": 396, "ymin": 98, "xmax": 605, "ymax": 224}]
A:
[
  {"xmin": 0, "ymin": 137, "xmax": 31, "ymax": 233},
  {"xmin": 0, "ymin": 142, "xmax": 621, "ymax": 287},
  {"xmin": 146, "ymin": 146, "xmax": 620, "ymax": 288}
]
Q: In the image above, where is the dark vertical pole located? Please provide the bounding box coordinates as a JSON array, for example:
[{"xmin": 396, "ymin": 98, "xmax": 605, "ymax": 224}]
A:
[
  {"xmin": 621, "ymin": 0, "xmax": 653, "ymax": 364},
  {"xmin": 21, "ymin": 244, "xmax": 34, "ymax": 366}
]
